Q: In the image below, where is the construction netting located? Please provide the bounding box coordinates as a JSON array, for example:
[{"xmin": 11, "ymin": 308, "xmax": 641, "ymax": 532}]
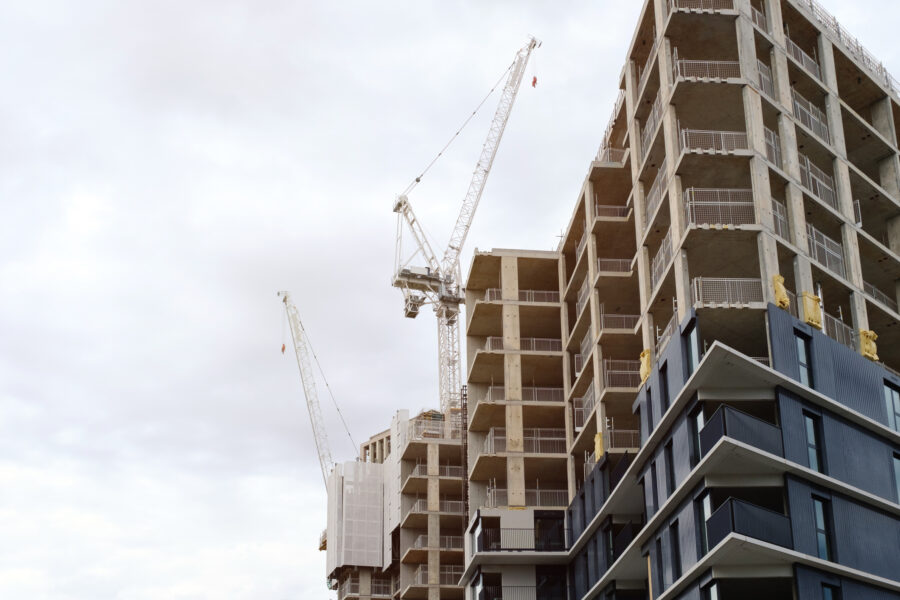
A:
[{"xmin": 326, "ymin": 461, "xmax": 384, "ymax": 572}]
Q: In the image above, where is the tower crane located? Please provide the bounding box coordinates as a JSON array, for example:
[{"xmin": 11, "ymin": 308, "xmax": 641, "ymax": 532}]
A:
[
  {"xmin": 278, "ymin": 290, "xmax": 334, "ymax": 487},
  {"xmin": 392, "ymin": 36, "xmax": 540, "ymax": 414}
]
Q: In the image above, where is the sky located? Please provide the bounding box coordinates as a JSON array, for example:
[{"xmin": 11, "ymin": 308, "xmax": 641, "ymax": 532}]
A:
[{"xmin": 0, "ymin": 1, "xmax": 897, "ymax": 598}]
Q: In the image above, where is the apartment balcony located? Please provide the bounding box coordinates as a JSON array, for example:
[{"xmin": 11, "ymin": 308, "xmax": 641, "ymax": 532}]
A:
[
  {"xmin": 799, "ymin": 154, "xmax": 838, "ymax": 211},
  {"xmin": 650, "ymin": 228, "xmax": 674, "ymax": 292},
  {"xmin": 771, "ymin": 198, "xmax": 790, "ymax": 242},
  {"xmin": 635, "ymin": 27, "xmax": 659, "ymax": 98},
  {"xmin": 573, "ymin": 384, "xmax": 596, "ymax": 431},
  {"xmin": 604, "ymin": 427, "xmax": 641, "ymax": 452},
  {"xmin": 403, "ymin": 463, "xmax": 464, "ymax": 495},
  {"xmin": 483, "ymin": 288, "xmax": 560, "ymax": 303},
  {"xmin": 864, "ymin": 280, "xmax": 899, "ymax": 313},
  {"xmin": 823, "ymin": 311, "xmax": 855, "ymax": 350},
  {"xmin": 786, "ymin": 34, "xmax": 821, "ymax": 81},
  {"xmin": 750, "ymin": 4, "xmax": 768, "ymax": 32},
  {"xmin": 706, "ymin": 497, "xmax": 793, "ymax": 550},
  {"xmin": 791, "ymin": 88, "xmax": 831, "ymax": 144},
  {"xmin": 371, "ymin": 579, "xmax": 393, "ymax": 598},
  {"xmin": 699, "ymin": 405, "xmax": 784, "ymax": 458},
  {"xmin": 643, "ymin": 158, "xmax": 669, "ymax": 232},
  {"xmin": 483, "ymin": 337, "xmax": 563, "ymax": 353},
  {"xmin": 598, "ymin": 312, "xmax": 640, "ymax": 334},
  {"xmin": 679, "ymin": 128, "xmax": 749, "ymax": 153},
  {"xmin": 640, "ymin": 91, "xmax": 664, "ymax": 162},
  {"xmin": 682, "ymin": 188, "xmax": 756, "ymax": 228},
  {"xmin": 764, "ymin": 127, "xmax": 783, "ymax": 169},
  {"xmin": 403, "ymin": 534, "xmax": 464, "ymax": 565},
  {"xmin": 485, "ymin": 487, "xmax": 569, "ymax": 509},
  {"xmin": 481, "ymin": 427, "xmax": 567, "ymax": 455},
  {"xmin": 406, "ymin": 418, "xmax": 463, "ymax": 448},
  {"xmin": 596, "ymin": 146, "xmax": 628, "ymax": 164},
  {"xmin": 596, "ymin": 258, "xmax": 632, "ymax": 277},
  {"xmin": 655, "ymin": 312, "xmax": 678, "ymax": 356},
  {"xmin": 593, "ymin": 203, "xmax": 630, "ymax": 220},
  {"xmin": 691, "ymin": 277, "xmax": 764, "ymax": 307},
  {"xmin": 667, "ymin": 0, "xmax": 734, "ymax": 11},
  {"xmin": 339, "ymin": 578, "xmax": 359, "ymax": 599},
  {"xmin": 756, "ymin": 59, "xmax": 775, "ymax": 97},
  {"xmin": 402, "ymin": 498, "xmax": 465, "ymax": 530},
  {"xmin": 476, "ymin": 527, "xmax": 568, "ymax": 552},
  {"xmin": 411, "ymin": 564, "xmax": 463, "ymax": 588},
  {"xmin": 672, "ymin": 53, "xmax": 741, "ymax": 80},
  {"xmin": 806, "ymin": 223, "xmax": 846, "ymax": 278},
  {"xmin": 601, "ymin": 359, "xmax": 642, "ymax": 392}
]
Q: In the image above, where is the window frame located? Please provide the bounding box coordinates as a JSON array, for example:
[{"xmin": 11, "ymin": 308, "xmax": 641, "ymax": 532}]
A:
[
  {"xmin": 689, "ymin": 402, "xmax": 705, "ymax": 467},
  {"xmin": 884, "ymin": 382, "xmax": 900, "ymax": 432},
  {"xmin": 664, "ymin": 440, "xmax": 676, "ymax": 497},
  {"xmin": 796, "ymin": 331, "xmax": 813, "ymax": 388},
  {"xmin": 684, "ymin": 321, "xmax": 701, "ymax": 377},
  {"xmin": 803, "ymin": 411, "xmax": 825, "ymax": 473},
  {"xmin": 813, "ymin": 495, "xmax": 834, "ymax": 561},
  {"xmin": 669, "ymin": 520, "xmax": 682, "ymax": 580}
]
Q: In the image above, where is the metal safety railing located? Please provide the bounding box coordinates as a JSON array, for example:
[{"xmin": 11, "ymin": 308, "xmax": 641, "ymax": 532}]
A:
[
  {"xmin": 485, "ymin": 488, "xmax": 569, "ymax": 508},
  {"xmin": 605, "ymin": 428, "xmax": 642, "ymax": 451},
  {"xmin": 680, "ymin": 128, "xmax": 749, "ymax": 152},
  {"xmin": 484, "ymin": 337, "xmax": 563, "ymax": 352},
  {"xmin": 483, "ymin": 427, "xmax": 566, "ymax": 454},
  {"xmin": 771, "ymin": 198, "xmax": 790, "ymax": 241},
  {"xmin": 409, "ymin": 418, "xmax": 462, "ymax": 441},
  {"xmin": 640, "ymin": 90, "xmax": 664, "ymax": 161},
  {"xmin": 757, "ymin": 60, "xmax": 775, "ymax": 97},
  {"xmin": 791, "ymin": 88, "xmax": 830, "ymax": 143},
  {"xmin": 486, "ymin": 288, "xmax": 560, "ymax": 303},
  {"xmin": 575, "ymin": 232, "xmax": 588, "ymax": 258},
  {"xmin": 596, "ymin": 146, "xmax": 628, "ymax": 164},
  {"xmin": 597, "ymin": 89, "xmax": 626, "ymax": 159},
  {"xmin": 795, "ymin": 0, "xmax": 900, "ymax": 94},
  {"xmin": 644, "ymin": 159, "xmax": 669, "ymax": 229},
  {"xmin": 523, "ymin": 386, "xmax": 565, "ymax": 402},
  {"xmin": 574, "ymin": 384, "xmax": 596, "ymax": 430},
  {"xmin": 673, "ymin": 54, "xmax": 741, "ymax": 80},
  {"xmin": 785, "ymin": 35, "xmax": 821, "ymax": 81},
  {"xmin": 806, "ymin": 223, "xmax": 845, "ymax": 278},
  {"xmin": 602, "ymin": 359, "xmax": 643, "ymax": 390},
  {"xmin": 682, "ymin": 188, "xmax": 756, "ymax": 227},
  {"xmin": 650, "ymin": 228, "xmax": 674, "ymax": 291},
  {"xmin": 750, "ymin": 4, "xmax": 768, "ymax": 32},
  {"xmin": 594, "ymin": 202, "xmax": 630, "ymax": 218},
  {"xmin": 636, "ymin": 27, "xmax": 659, "ymax": 95},
  {"xmin": 370, "ymin": 579, "xmax": 393, "ymax": 597},
  {"xmin": 597, "ymin": 257, "xmax": 632, "ymax": 273},
  {"xmin": 798, "ymin": 153, "xmax": 838, "ymax": 210},
  {"xmin": 411, "ymin": 463, "xmax": 464, "ymax": 478},
  {"xmin": 575, "ymin": 280, "xmax": 591, "ymax": 317},
  {"xmin": 692, "ymin": 277, "xmax": 764, "ymax": 305},
  {"xmin": 339, "ymin": 578, "xmax": 359, "ymax": 598},
  {"xmin": 823, "ymin": 311, "xmax": 855, "ymax": 350},
  {"xmin": 864, "ymin": 281, "xmax": 898, "ymax": 313},
  {"xmin": 656, "ymin": 312, "xmax": 678, "ymax": 355},
  {"xmin": 599, "ymin": 312, "xmax": 640, "ymax": 331},
  {"xmin": 668, "ymin": 0, "xmax": 733, "ymax": 10},
  {"xmin": 413, "ymin": 565, "xmax": 463, "ymax": 587},
  {"xmin": 412, "ymin": 534, "xmax": 463, "ymax": 550},
  {"xmin": 764, "ymin": 126, "xmax": 783, "ymax": 168}
]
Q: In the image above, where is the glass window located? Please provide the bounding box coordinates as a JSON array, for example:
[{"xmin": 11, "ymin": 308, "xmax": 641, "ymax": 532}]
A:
[
  {"xmin": 822, "ymin": 584, "xmax": 840, "ymax": 600},
  {"xmin": 884, "ymin": 383, "xmax": 900, "ymax": 432},
  {"xmin": 703, "ymin": 581, "xmax": 720, "ymax": 600},
  {"xmin": 697, "ymin": 491, "xmax": 713, "ymax": 555},
  {"xmin": 647, "ymin": 388, "xmax": 654, "ymax": 433},
  {"xmin": 893, "ymin": 454, "xmax": 900, "ymax": 504},
  {"xmin": 664, "ymin": 441, "xmax": 676, "ymax": 496},
  {"xmin": 660, "ymin": 363, "xmax": 670, "ymax": 413},
  {"xmin": 655, "ymin": 537, "xmax": 664, "ymax": 591},
  {"xmin": 669, "ymin": 521, "xmax": 681, "ymax": 580},
  {"xmin": 796, "ymin": 333, "xmax": 813, "ymax": 387},
  {"xmin": 804, "ymin": 413, "xmax": 824, "ymax": 473},
  {"xmin": 690, "ymin": 405, "xmax": 705, "ymax": 467},
  {"xmin": 685, "ymin": 324, "xmax": 701, "ymax": 376},
  {"xmin": 650, "ymin": 461, "xmax": 659, "ymax": 512},
  {"xmin": 813, "ymin": 497, "xmax": 832, "ymax": 561}
]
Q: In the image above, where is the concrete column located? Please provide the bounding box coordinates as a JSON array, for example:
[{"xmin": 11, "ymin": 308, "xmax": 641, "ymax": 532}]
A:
[
  {"xmin": 360, "ymin": 568, "xmax": 372, "ymax": 600},
  {"xmin": 817, "ymin": 35, "xmax": 839, "ymax": 94},
  {"xmin": 671, "ymin": 249, "xmax": 691, "ymax": 323},
  {"xmin": 637, "ymin": 244, "xmax": 652, "ymax": 310},
  {"xmin": 878, "ymin": 155, "xmax": 900, "ymax": 201},
  {"xmin": 624, "ymin": 62, "xmax": 643, "ymax": 183},
  {"xmin": 661, "ymin": 103, "xmax": 681, "ymax": 173},
  {"xmin": 743, "ymin": 84, "xmax": 767, "ymax": 156},
  {"xmin": 652, "ymin": 0, "xmax": 667, "ymax": 34},
  {"xmin": 427, "ymin": 545, "xmax": 440, "ymax": 586},
  {"xmin": 504, "ymin": 354, "xmax": 522, "ymax": 402},
  {"xmin": 758, "ymin": 232, "xmax": 781, "ymax": 304},
  {"xmin": 502, "ymin": 305, "xmax": 520, "ymax": 352},
  {"xmin": 849, "ymin": 292, "xmax": 869, "ymax": 350},
  {"xmin": 840, "ymin": 225, "xmax": 864, "ymax": 288},
  {"xmin": 751, "ymin": 157, "xmax": 775, "ymax": 230},
  {"xmin": 772, "ymin": 47, "xmax": 793, "ymax": 111},
  {"xmin": 786, "ymin": 183, "xmax": 808, "ymax": 252},
  {"xmin": 887, "ymin": 217, "xmax": 900, "ymax": 255},
  {"xmin": 764, "ymin": 0, "xmax": 786, "ymax": 47},
  {"xmin": 634, "ymin": 181, "xmax": 648, "ymax": 242},
  {"xmin": 824, "ymin": 92, "xmax": 848, "ymax": 159},
  {"xmin": 872, "ymin": 97, "xmax": 898, "ymax": 145},
  {"xmin": 501, "ymin": 255, "xmax": 518, "ymax": 301},
  {"xmin": 833, "ymin": 158, "xmax": 855, "ymax": 221},
  {"xmin": 506, "ymin": 402, "xmax": 525, "ymax": 506},
  {"xmin": 778, "ymin": 114, "xmax": 801, "ymax": 181},
  {"xmin": 735, "ymin": 2, "xmax": 759, "ymax": 81},
  {"xmin": 793, "ymin": 256, "xmax": 815, "ymax": 296},
  {"xmin": 427, "ymin": 443, "xmax": 439, "ymax": 477}
]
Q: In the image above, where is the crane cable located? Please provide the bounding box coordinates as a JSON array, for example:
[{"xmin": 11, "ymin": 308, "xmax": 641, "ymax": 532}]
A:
[{"xmin": 402, "ymin": 57, "xmax": 517, "ymax": 197}]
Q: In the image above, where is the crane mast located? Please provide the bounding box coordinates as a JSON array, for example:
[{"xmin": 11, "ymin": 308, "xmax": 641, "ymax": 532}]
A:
[
  {"xmin": 393, "ymin": 37, "xmax": 539, "ymax": 414},
  {"xmin": 279, "ymin": 291, "xmax": 334, "ymax": 486}
]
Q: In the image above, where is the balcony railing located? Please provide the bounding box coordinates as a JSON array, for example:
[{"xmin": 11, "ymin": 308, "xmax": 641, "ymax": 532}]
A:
[
  {"xmin": 575, "ymin": 280, "xmax": 591, "ymax": 318},
  {"xmin": 673, "ymin": 54, "xmax": 741, "ymax": 80},
  {"xmin": 682, "ymin": 187, "xmax": 756, "ymax": 227},
  {"xmin": 700, "ymin": 405, "xmax": 784, "ymax": 458},
  {"xmin": 483, "ymin": 586, "xmax": 559, "ymax": 600},
  {"xmin": 485, "ymin": 288, "xmax": 561, "ymax": 303},
  {"xmin": 371, "ymin": 579, "xmax": 393, "ymax": 597},
  {"xmin": 806, "ymin": 223, "xmax": 845, "ymax": 278},
  {"xmin": 605, "ymin": 428, "xmax": 641, "ymax": 450},
  {"xmin": 598, "ymin": 89, "xmax": 626, "ymax": 158},
  {"xmin": 413, "ymin": 565, "xmax": 463, "ymax": 586},
  {"xmin": 764, "ymin": 126, "xmax": 782, "ymax": 168},
  {"xmin": 596, "ymin": 146, "xmax": 628, "ymax": 164},
  {"xmin": 636, "ymin": 28, "xmax": 659, "ymax": 95},
  {"xmin": 823, "ymin": 311, "xmax": 855, "ymax": 350},
  {"xmin": 692, "ymin": 277, "xmax": 764, "ymax": 305},
  {"xmin": 650, "ymin": 228, "xmax": 674, "ymax": 291},
  {"xmin": 640, "ymin": 91, "xmax": 664, "ymax": 161},
  {"xmin": 864, "ymin": 281, "xmax": 898, "ymax": 313},
  {"xmin": 655, "ymin": 312, "xmax": 678, "ymax": 356},
  {"xmin": 594, "ymin": 202, "xmax": 629, "ymax": 219},
  {"xmin": 339, "ymin": 578, "xmax": 359, "ymax": 598},
  {"xmin": 477, "ymin": 527, "xmax": 568, "ymax": 552},
  {"xmin": 757, "ymin": 60, "xmax": 775, "ymax": 97},
  {"xmin": 668, "ymin": 0, "xmax": 733, "ymax": 10},
  {"xmin": 410, "ymin": 463, "xmax": 464, "ymax": 478},
  {"xmin": 771, "ymin": 198, "xmax": 789, "ymax": 241},
  {"xmin": 412, "ymin": 534, "xmax": 463, "ymax": 550},
  {"xmin": 485, "ymin": 337, "xmax": 563, "ymax": 352},
  {"xmin": 599, "ymin": 312, "xmax": 640, "ymax": 330},
  {"xmin": 523, "ymin": 386, "xmax": 565, "ymax": 402},
  {"xmin": 483, "ymin": 427, "xmax": 566, "ymax": 454},
  {"xmin": 574, "ymin": 384, "xmax": 596, "ymax": 430},
  {"xmin": 798, "ymin": 154, "xmax": 838, "ymax": 210},
  {"xmin": 409, "ymin": 418, "xmax": 462, "ymax": 441},
  {"xmin": 680, "ymin": 128, "xmax": 749, "ymax": 152},
  {"xmin": 786, "ymin": 35, "xmax": 821, "ymax": 80},
  {"xmin": 750, "ymin": 4, "xmax": 768, "ymax": 32},
  {"xmin": 792, "ymin": 88, "xmax": 830, "ymax": 143},
  {"xmin": 644, "ymin": 159, "xmax": 669, "ymax": 229},
  {"xmin": 575, "ymin": 232, "xmax": 588, "ymax": 258},
  {"xmin": 706, "ymin": 497, "xmax": 792, "ymax": 550},
  {"xmin": 597, "ymin": 257, "xmax": 631, "ymax": 273},
  {"xmin": 407, "ymin": 498, "xmax": 465, "ymax": 517},
  {"xmin": 486, "ymin": 488, "xmax": 569, "ymax": 508},
  {"xmin": 602, "ymin": 359, "xmax": 642, "ymax": 390}
]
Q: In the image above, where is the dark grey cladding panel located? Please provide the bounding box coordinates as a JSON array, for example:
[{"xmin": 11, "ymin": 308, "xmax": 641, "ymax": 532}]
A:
[
  {"xmin": 767, "ymin": 304, "xmax": 899, "ymax": 425},
  {"xmin": 673, "ymin": 582, "xmax": 701, "ymax": 600},
  {"xmin": 796, "ymin": 564, "xmax": 900, "ymax": 600}
]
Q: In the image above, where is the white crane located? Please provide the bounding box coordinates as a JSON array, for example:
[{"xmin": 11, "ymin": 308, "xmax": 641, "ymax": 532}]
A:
[
  {"xmin": 278, "ymin": 290, "xmax": 334, "ymax": 486},
  {"xmin": 393, "ymin": 37, "xmax": 540, "ymax": 414}
]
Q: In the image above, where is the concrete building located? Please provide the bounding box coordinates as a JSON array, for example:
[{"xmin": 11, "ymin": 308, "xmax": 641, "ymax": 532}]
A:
[{"xmin": 459, "ymin": 0, "xmax": 900, "ymax": 599}]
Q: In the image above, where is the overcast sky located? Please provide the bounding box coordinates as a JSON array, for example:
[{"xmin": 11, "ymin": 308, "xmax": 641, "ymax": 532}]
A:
[{"xmin": 1, "ymin": 1, "xmax": 898, "ymax": 598}]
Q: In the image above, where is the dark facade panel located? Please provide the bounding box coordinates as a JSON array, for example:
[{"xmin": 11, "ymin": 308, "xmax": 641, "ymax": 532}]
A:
[{"xmin": 796, "ymin": 564, "xmax": 900, "ymax": 600}]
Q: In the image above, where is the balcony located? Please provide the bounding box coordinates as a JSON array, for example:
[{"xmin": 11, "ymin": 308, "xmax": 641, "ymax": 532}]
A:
[
  {"xmin": 574, "ymin": 384, "xmax": 596, "ymax": 430},
  {"xmin": 413, "ymin": 565, "xmax": 463, "ymax": 587},
  {"xmin": 604, "ymin": 427, "xmax": 641, "ymax": 451},
  {"xmin": 486, "ymin": 488, "xmax": 569, "ymax": 508},
  {"xmin": 482, "ymin": 585, "xmax": 566, "ymax": 600},
  {"xmin": 650, "ymin": 228, "xmax": 674, "ymax": 291},
  {"xmin": 596, "ymin": 146, "xmax": 628, "ymax": 164},
  {"xmin": 644, "ymin": 158, "xmax": 669, "ymax": 230},
  {"xmin": 596, "ymin": 258, "xmax": 631, "ymax": 273},
  {"xmin": 640, "ymin": 91, "xmax": 664, "ymax": 162},
  {"xmin": 668, "ymin": 0, "xmax": 733, "ymax": 10},
  {"xmin": 863, "ymin": 280, "xmax": 898, "ymax": 313},
  {"xmin": 751, "ymin": 4, "xmax": 768, "ymax": 32},
  {"xmin": 371, "ymin": 579, "xmax": 393, "ymax": 597},
  {"xmin": 706, "ymin": 497, "xmax": 792, "ymax": 550},
  {"xmin": 593, "ymin": 203, "xmax": 629, "ymax": 219},
  {"xmin": 806, "ymin": 223, "xmax": 845, "ymax": 278},
  {"xmin": 672, "ymin": 53, "xmax": 741, "ymax": 80},
  {"xmin": 800, "ymin": 154, "xmax": 838, "ymax": 211},
  {"xmin": 682, "ymin": 187, "xmax": 756, "ymax": 227},
  {"xmin": 699, "ymin": 405, "xmax": 784, "ymax": 458},
  {"xmin": 679, "ymin": 128, "xmax": 749, "ymax": 153},
  {"xmin": 409, "ymin": 463, "xmax": 464, "ymax": 479},
  {"xmin": 482, "ymin": 427, "xmax": 566, "ymax": 454},
  {"xmin": 484, "ymin": 288, "xmax": 560, "ymax": 303},
  {"xmin": 405, "ymin": 498, "xmax": 465, "ymax": 520},
  {"xmin": 771, "ymin": 198, "xmax": 789, "ymax": 241},
  {"xmin": 408, "ymin": 418, "xmax": 463, "ymax": 442},
  {"xmin": 482, "ymin": 386, "xmax": 564, "ymax": 403},
  {"xmin": 476, "ymin": 527, "xmax": 567, "ymax": 552},
  {"xmin": 786, "ymin": 35, "xmax": 821, "ymax": 81},
  {"xmin": 575, "ymin": 280, "xmax": 591, "ymax": 319},
  {"xmin": 636, "ymin": 27, "xmax": 659, "ymax": 96},
  {"xmin": 598, "ymin": 312, "xmax": 640, "ymax": 331},
  {"xmin": 483, "ymin": 337, "xmax": 563, "ymax": 352},
  {"xmin": 791, "ymin": 88, "xmax": 830, "ymax": 144},
  {"xmin": 655, "ymin": 312, "xmax": 677, "ymax": 356},
  {"xmin": 411, "ymin": 534, "xmax": 463, "ymax": 551},
  {"xmin": 757, "ymin": 60, "xmax": 775, "ymax": 97},
  {"xmin": 691, "ymin": 277, "xmax": 764, "ymax": 306},
  {"xmin": 823, "ymin": 311, "xmax": 855, "ymax": 350},
  {"xmin": 339, "ymin": 578, "xmax": 359, "ymax": 599},
  {"xmin": 765, "ymin": 127, "xmax": 783, "ymax": 168},
  {"xmin": 601, "ymin": 359, "xmax": 642, "ymax": 391}
]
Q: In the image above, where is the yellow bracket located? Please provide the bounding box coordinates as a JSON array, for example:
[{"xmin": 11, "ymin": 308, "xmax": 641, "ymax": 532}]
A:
[
  {"xmin": 860, "ymin": 329, "xmax": 879, "ymax": 361},
  {"xmin": 640, "ymin": 349, "xmax": 652, "ymax": 384},
  {"xmin": 801, "ymin": 292, "xmax": 823, "ymax": 330},
  {"xmin": 773, "ymin": 274, "xmax": 790, "ymax": 310}
]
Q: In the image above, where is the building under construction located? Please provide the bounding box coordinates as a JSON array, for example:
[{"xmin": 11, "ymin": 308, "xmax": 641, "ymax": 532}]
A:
[{"xmin": 323, "ymin": 0, "xmax": 900, "ymax": 598}]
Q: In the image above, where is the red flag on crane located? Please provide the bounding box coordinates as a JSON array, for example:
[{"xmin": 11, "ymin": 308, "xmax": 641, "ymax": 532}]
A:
[
  {"xmin": 532, "ymin": 76, "xmax": 537, "ymax": 87},
  {"xmin": 281, "ymin": 343, "xmax": 286, "ymax": 354}
]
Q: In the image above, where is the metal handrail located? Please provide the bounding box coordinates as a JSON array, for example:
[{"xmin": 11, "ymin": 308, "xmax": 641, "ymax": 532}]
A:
[
  {"xmin": 680, "ymin": 128, "xmax": 749, "ymax": 152},
  {"xmin": 594, "ymin": 202, "xmax": 629, "ymax": 218},
  {"xmin": 750, "ymin": 4, "xmax": 768, "ymax": 32},
  {"xmin": 785, "ymin": 35, "xmax": 821, "ymax": 80},
  {"xmin": 576, "ymin": 280, "xmax": 591, "ymax": 317},
  {"xmin": 596, "ymin": 147, "xmax": 628, "ymax": 164},
  {"xmin": 640, "ymin": 90, "xmax": 664, "ymax": 160},
  {"xmin": 863, "ymin": 281, "xmax": 898, "ymax": 312},
  {"xmin": 682, "ymin": 187, "xmax": 755, "ymax": 227},
  {"xmin": 757, "ymin": 60, "xmax": 775, "ymax": 97},
  {"xmin": 522, "ymin": 386, "xmax": 565, "ymax": 402},
  {"xmin": 644, "ymin": 159, "xmax": 669, "ymax": 229},
  {"xmin": 791, "ymin": 88, "xmax": 830, "ymax": 143},
  {"xmin": 574, "ymin": 384, "xmax": 596, "ymax": 429},
  {"xmin": 673, "ymin": 57, "xmax": 741, "ymax": 80},
  {"xmin": 823, "ymin": 311, "xmax": 855, "ymax": 350},
  {"xmin": 655, "ymin": 312, "xmax": 678, "ymax": 355},
  {"xmin": 486, "ymin": 488, "xmax": 568, "ymax": 508},
  {"xmin": 605, "ymin": 428, "xmax": 641, "ymax": 450},
  {"xmin": 771, "ymin": 198, "xmax": 789, "ymax": 241},
  {"xmin": 597, "ymin": 258, "xmax": 632, "ymax": 273},
  {"xmin": 485, "ymin": 288, "xmax": 560, "ymax": 303},
  {"xmin": 764, "ymin": 127, "xmax": 782, "ymax": 168},
  {"xmin": 668, "ymin": 0, "xmax": 733, "ymax": 9},
  {"xmin": 692, "ymin": 277, "xmax": 764, "ymax": 305},
  {"xmin": 602, "ymin": 359, "xmax": 642, "ymax": 390},
  {"xmin": 599, "ymin": 312, "xmax": 640, "ymax": 330},
  {"xmin": 806, "ymin": 223, "xmax": 845, "ymax": 277},
  {"xmin": 576, "ymin": 232, "xmax": 588, "ymax": 257},
  {"xmin": 485, "ymin": 337, "xmax": 563, "ymax": 352},
  {"xmin": 650, "ymin": 228, "xmax": 674, "ymax": 291},
  {"xmin": 798, "ymin": 153, "xmax": 837, "ymax": 210}
]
